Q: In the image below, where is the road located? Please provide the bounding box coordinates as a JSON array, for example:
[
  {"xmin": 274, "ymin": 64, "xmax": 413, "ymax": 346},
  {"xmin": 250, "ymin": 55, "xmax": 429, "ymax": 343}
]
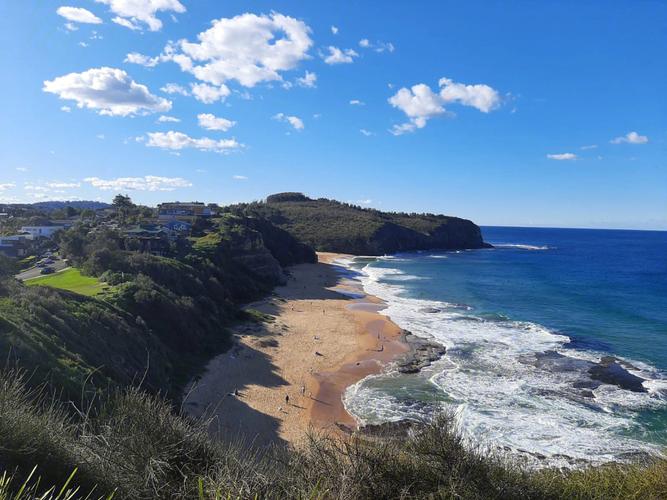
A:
[{"xmin": 16, "ymin": 257, "xmax": 69, "ymax": 281}]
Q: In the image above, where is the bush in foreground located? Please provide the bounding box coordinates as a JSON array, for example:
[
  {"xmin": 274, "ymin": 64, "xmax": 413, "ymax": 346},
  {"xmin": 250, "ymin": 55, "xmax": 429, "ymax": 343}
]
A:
[{"xmin": 0, "ymin": 370, "xmax": 664, "ymax": 499}]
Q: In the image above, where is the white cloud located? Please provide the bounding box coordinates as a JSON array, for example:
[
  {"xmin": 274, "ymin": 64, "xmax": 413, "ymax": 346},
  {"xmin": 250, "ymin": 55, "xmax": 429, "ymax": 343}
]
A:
[
  {"xmin": 95, "ymin": 0, "xmax": 185, "ymax": 31},
  {"xmin": 322, "ymin": 46, "xmax": 358, "ymax": 64},
  {"xmin": 56, "ymin": 6, "xmax": 102, "ymax": 24},
  {"xmin": 85, "ymin": 175, "xmax": 192, "ymax": 191},
  {"xmin": 160, "ymin": 83, "xmax": 189, "ymax": 96},
  {"xmin": 160, "ymin": 13, "xmax": 312, "ymax": 88},
  {"xmin": 389, "ymin": 122, "xmax": 418, "ymax": 136},
  {"xmin": 190, "ymin": 83, "xmax": 230, "ymax": 104},
  {"xmin": 357, "ymin": 199, "xmax": 372, "ymax": 205},
  {"xmin": 198, "ymin": 113, "xmax": 236, "ymax": 131},
  {"xmin": 377, "ymin": 42, "xmax": 394, "ymax": 53},
  {"xmin": 388, "ymin": 84, "xmax": 445, "ymax": 134},
  {"xmin": 125, "ymin": 52, "xmax": 160, "ymax": 67},
  {"xmin": 438, "ymin": 77, "xmax": 500, "ymax": 113},
  {"xmin": 232, "ymin": 175, "xmax": 248, "ymax": 180},
  {"xmin": 0, "ymin": 183, "xmax": 15, "ymax": 191},
  {"xmin": 64, "ymin": 22, "xmax": 78, "ymax": 31},
  {"xmin": 546, "ymin": 153, "xmax": 577, "ymax": 160},
  {"xmin": 79, "ymin": 42, "xmax": 89, "ymax": 48},
  {"xmin": 580, "ymin": 144, "xmax": 598, "ymax": 150},
  {"xmin": 349, "ymin": 99, "xmax": 364, "ymax": 106},
  {"xmin": 610, "ymin": 131, "xmax": 648, "ymax": 144},
  {"xmin": 111, "ymin": 16, "xmax": 139, "ymax": 30},
  {"xmin": 96, "ymin": 134, "xmax": 105, "ymax": 139},
  {"xmin": 331, "ymin": 25, "xmax": 338, "ymax": 35},
  {"xmin": 358, "ymin": 39, "xmax": 394, "ymax": 53},
  {"xmin": 146, "ymin": 131, "xmax": 243, "ymax": 154},
  {"xmin": 24, "ymin": 184, "xmax": 50, "ymax": 192},
  {"xmin": 43, "ymin": 67, "xmax": 171, "ymax": 117},
  {"xmin": 46, "ymin": 182, "xmax": 81, "ymax": 189},
  {"xmin": 15, "ymin": 167, "xmax": 28, "ymax": 172},
  {"xmin": 157, "ymin": 115, "xmax": 180, "ymax": 123},
  {"xmin": 360, "ymin": 129, "xmax": 373, "ymax": 136},
  {"xmin": 273, "ymin": 113, "xmax": 304, "ymax": 130},
  {"xmin": 297, "ymin": 71, "xmax": 317, "ymax": 88},
  {"xmin": 389, "ymin": 77, "xmax": 501, "ymax": 134},
  {"xmin": 60, "ymin": 105, "xmax": 72, "ymax": 112}
]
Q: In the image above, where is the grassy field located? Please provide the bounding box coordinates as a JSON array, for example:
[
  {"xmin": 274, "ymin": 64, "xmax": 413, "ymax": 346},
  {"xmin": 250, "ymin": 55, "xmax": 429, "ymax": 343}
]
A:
[{"xmin": 25, "ymin": 268, "xmax": 109, "ymax": 296}]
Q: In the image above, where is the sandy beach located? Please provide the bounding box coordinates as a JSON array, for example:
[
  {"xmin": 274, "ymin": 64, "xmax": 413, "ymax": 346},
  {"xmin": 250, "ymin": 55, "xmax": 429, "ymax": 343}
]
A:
[{"xmin": 183, "ymin": 252, "xmax": 408, "ymax": 447}]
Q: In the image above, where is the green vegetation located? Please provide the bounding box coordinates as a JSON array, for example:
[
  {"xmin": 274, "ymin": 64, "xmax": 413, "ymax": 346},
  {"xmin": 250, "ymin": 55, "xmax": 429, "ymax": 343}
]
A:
[
  {"xmin": 0, "ymin": 208, "xmax": 315, "ymax": 400},
  {"xmin": 1, "ymin": 195, "xmax": 663, "ymax": 498},
  {"xmin": 0, "ymin": 370, "xmax": 663, "ymax": 499},
  {"xmin": 226, "ymin": 193, "xmax": 488, "ymax": 255},
  {"xmin": 26, "ymin": 268, "xmax": 110, "ymax": 297}
]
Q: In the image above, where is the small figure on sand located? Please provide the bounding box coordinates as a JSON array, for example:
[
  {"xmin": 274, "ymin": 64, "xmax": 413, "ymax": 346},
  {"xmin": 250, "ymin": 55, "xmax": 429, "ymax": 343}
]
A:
[
  {"xmin": 285, "ymin": 394, "xmax": 290, "ymax": 405},
  {"xmin": 315, "ymin": 351, "xmax": 323, "ymax": 357},
  {"xmin": 300, "ymin": 385, "xmax": 306, "ymax": 396},
  {"xmin": 234, "ymin": 388, "xmax": 239, "ymax": 397}
]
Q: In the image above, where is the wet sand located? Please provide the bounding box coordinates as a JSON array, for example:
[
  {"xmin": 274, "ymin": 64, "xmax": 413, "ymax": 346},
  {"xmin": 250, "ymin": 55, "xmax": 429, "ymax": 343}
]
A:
[{"xmin": 182, "ymin": 252, "xmax": 408, "ymax": 446}]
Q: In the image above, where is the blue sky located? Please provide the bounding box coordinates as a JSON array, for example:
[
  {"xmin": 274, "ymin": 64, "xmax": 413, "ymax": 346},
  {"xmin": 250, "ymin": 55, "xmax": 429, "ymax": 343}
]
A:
[{"xmin": 0, "ymin": 1, "xmax": 665, "ymax": 229}]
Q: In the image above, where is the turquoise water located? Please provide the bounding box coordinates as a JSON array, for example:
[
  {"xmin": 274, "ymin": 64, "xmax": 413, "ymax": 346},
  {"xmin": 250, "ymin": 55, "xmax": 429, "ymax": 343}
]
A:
[{"xmin": 343, "ymin": 227, "xmax": 667, "ymax": 465}]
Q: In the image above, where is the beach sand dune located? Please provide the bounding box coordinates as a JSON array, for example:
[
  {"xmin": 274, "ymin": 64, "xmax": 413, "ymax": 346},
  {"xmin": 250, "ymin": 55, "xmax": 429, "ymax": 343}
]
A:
[{"xmin": 183, "ymin": 253, "xmax": 407, "ymax": 446}]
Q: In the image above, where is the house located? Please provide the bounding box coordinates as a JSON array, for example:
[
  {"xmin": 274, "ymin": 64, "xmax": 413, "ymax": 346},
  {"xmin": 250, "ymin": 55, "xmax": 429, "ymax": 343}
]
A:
[
  {"xmin": 122, "ymin": 226, "xmax": 171, "ymax": 256},
  {"xmin": 19, "ymin": 224, "xmax": 69, "ymax": 239},
  {"xmin": 0, "ymin": 234, "xmax": 31, "ymax": 257},
  {"xmin": 162, "ymin": 220, "xmax": 192, "ymax": 233},
  {"xmin": 157, "ymin": 202, "xmax": 212, "ymax": 222}
]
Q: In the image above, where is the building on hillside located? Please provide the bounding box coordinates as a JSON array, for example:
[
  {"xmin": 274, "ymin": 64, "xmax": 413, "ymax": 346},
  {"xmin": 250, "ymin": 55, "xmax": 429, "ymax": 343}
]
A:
[
  {"xmin": 157, "ymin": 202, "xmax": 212, "ymax": 222},
  {"xmin": 19, "ymin": 223, "xmax": 70, "ymax": 239},
  {"xmin": 0, "ymin": 234, "xmax": 31, "ymax": 257},
  {"xmin": 162, "ymin": 219, "xmax": 192, "ymax": 233},
  {"xmin": 121, "ymin": 226, "xmax": 171, "ymax": 256}
]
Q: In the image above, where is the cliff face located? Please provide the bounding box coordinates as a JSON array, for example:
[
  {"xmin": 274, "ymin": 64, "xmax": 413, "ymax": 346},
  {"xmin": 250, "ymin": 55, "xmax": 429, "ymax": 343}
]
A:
[
  {"xmin": 231, "ymin": 194, "xmax": 490, "ymax": 256},
  {"xmin": 366, "ymin": 218, "xmax": 486, "ymax": 255},
  {"xmin": 208, "ymin": 214, "xmax": 317, "ymax": 286}
]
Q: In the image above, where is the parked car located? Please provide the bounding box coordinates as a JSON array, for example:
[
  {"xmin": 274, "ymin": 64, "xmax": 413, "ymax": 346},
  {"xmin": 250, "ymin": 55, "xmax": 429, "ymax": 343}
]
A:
[{"xmin": 40, "ymin": 267, "xmax": 55, "ymax": 275}]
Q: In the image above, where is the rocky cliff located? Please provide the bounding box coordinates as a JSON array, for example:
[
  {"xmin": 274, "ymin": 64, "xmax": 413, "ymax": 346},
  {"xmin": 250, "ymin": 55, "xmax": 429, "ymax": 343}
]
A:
[{"xmin": 227, "ymin": 194, "xmax": 490, "ymax": 256}]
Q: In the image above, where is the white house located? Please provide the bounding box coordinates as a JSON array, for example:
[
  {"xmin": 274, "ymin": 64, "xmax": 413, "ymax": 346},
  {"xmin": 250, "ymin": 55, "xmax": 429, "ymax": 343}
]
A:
[{"xmin": 19, "ymin": 225, "xmax": 67, "ymax": 239}]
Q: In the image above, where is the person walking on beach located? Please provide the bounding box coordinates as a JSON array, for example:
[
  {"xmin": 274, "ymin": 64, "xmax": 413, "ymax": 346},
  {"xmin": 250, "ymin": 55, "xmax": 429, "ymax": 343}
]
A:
[{"xmin": 285, "ymin": 394, "xmax": 290, "ymax": 406}]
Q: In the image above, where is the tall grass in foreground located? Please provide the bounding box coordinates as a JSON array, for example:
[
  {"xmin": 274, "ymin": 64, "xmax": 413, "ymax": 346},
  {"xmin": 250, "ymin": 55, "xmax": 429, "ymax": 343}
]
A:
[{"xmin": 0, "ymin": 370, "xmax": 664, "ymax": 499}]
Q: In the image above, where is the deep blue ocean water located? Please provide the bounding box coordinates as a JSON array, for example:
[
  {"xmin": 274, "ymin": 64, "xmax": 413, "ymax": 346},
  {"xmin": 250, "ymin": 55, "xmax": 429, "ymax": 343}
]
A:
[{"xmin": 343, "ymin": 227, "xmax": 667, "ymax": 465}]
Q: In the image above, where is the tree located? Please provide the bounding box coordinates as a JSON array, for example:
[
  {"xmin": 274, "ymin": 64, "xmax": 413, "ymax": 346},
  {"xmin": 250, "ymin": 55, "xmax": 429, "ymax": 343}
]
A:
[{"xmin": 112, "ymin": 195, "xmax": 135, "ymax": 225}]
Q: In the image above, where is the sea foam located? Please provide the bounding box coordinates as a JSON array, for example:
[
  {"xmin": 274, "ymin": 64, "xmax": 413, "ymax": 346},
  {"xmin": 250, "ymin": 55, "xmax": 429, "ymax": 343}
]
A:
[{"xmin": 340, "ymin": 258, "xmax": 666, "ymax": 467}]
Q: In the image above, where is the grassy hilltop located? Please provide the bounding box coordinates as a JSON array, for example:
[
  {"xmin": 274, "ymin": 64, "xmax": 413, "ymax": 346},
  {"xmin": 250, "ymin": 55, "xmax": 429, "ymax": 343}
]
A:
[{"xmin": 226, "ymin": 192, "xmax": 490, "ymax": 255}]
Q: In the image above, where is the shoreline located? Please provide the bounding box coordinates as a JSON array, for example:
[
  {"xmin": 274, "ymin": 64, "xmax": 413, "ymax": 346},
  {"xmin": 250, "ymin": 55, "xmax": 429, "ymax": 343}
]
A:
[{"xmin": 182, "ymin": 252, "xmax": 408, "ymax": 446}]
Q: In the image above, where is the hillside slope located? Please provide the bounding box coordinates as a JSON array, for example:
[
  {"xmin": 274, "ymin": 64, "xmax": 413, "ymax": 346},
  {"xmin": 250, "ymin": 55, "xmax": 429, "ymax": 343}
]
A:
[
  {"xmin": 0, "ymin": 214, "xmax": 315, "ymax": 399},
  {"xmin": 228, "ymin": 193, "xmax": 490, "ymax": 255}
]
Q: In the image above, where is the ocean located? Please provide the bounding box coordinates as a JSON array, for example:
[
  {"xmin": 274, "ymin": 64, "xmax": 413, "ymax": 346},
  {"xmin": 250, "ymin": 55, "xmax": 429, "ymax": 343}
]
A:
[{"xmin": 342, "ymin": 226, "xmax": 667, "ymax": 466}]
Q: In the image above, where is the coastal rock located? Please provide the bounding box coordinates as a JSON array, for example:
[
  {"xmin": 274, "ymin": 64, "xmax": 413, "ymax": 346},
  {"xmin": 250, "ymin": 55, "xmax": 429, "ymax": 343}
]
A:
[
  {"xmin": 396, "ymin": 331, "xmax": 447, "ymax": 374},
  {"xmin": 588, "ymin": 356, "xmax": 647, "ymax": 393},
  {"xmin": 524, "ymin": 351, "xmax": 648, "ymax": 394}
]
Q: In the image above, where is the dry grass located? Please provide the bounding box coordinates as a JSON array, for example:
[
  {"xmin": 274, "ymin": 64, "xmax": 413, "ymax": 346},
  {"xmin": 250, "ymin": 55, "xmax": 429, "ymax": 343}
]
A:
[{"xmin": 0, "ymin": 369, "xmax": 664, "ymax": 499}]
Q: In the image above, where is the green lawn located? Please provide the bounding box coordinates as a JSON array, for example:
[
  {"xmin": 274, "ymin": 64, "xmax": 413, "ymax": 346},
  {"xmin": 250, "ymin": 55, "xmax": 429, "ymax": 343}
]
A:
[{"xmin": 25, "ymin": 268, "xmax": 110, "ymax": 297}]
